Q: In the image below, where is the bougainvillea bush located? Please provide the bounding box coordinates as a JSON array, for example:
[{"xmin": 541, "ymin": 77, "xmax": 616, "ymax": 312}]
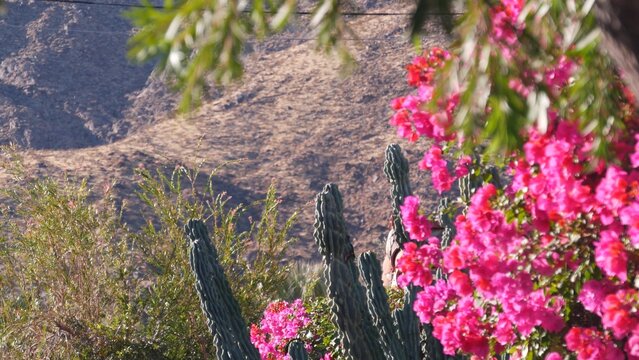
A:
[
  {"xmin": 250, "ymin": 299, "xmax": 337, "ymax": 360},
  {"xmin": 390, "ymin": 0, "xmax": 639, "ymax": 359}
]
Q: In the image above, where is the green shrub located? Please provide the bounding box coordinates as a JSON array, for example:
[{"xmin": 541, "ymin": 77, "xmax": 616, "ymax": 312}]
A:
[
  {"xmin": 279, "ymin": 261, "xmax": 326, "ymax": 301},
  {"xmin": 303, "ymin": 296, "xmax": 345, "ymax": 360},
  {"xmin": 0, "ymin": 177, "xmax": 139, "ymax": 359},
  {"xmin": 0, "ymin": 157, "xmax": 296, "ymax": 359}
]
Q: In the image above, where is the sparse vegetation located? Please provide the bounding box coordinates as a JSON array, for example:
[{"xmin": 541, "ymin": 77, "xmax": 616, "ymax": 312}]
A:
[{"xmin": 0, "ymin": 155, "xmax": 298, "ymax": 359}]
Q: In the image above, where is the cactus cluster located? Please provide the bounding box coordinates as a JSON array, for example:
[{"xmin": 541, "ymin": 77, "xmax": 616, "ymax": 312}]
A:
[
  {"xmin": 314, "ymin": 183, "xmax": 424, "ymax": 360},
  {"xmin": 185, "ymin": 219, "xmax": 261, "ymax": 360},
  {"xmin": 184, "ymin": 143, "xmax": 480, "ymax": 360}
]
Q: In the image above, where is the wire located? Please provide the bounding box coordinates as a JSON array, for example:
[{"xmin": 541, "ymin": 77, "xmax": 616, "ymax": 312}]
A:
[
  {"xmin": 33, "ymin": 0, "xmax": 465, "ymax": 16},
  {"xmin": 0, "ymin": 21, "xmax": 415, "ymax": 41},
  {"xmin": 0, "ymin": 21, "xmax": 134, "ymax": 35}
]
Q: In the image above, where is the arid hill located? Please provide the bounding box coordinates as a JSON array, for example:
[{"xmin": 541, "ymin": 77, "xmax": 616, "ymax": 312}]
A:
[{"xmin": 0, "ymin": 0, "xmax": 449, "ymax": 260}]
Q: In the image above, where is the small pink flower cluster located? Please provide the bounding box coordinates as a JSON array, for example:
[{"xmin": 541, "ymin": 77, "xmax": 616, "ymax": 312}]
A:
[
  {"xmin": 389, "ymin": 1, "xmax": 639, "ymax": 358},
  {"xmin": 490, "ymin": 0, "xmax": 523, "ymax": 59},
  {"xmin": 389, "ymin": 48, "xmax": 457, "ymax": 144},
  {"xmin": 250, "ymin": 299, "xmax": 312, "ymax": 360}
]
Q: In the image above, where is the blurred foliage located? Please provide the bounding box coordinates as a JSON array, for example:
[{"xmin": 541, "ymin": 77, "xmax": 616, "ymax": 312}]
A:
[
  {"xmin": 411, "ymin": 0, "xmax": 630, "ymax": 162},
  {"xmin": 278, "ymin": 261, "xmax": 326, "ymax": 301},
  {"xmin": 129, "ymin": 0, "xmax": 631, "ymax": 160},
  {"xmin": 0, "ymin": 150, "xmax": 296, "ymax": 358},
  {"xmin": 127, "ymin": 0, "xmax": 352, "ymax": 111}
]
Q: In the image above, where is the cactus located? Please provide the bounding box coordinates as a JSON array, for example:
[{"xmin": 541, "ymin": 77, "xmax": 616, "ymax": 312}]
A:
[
  {"xmin": 384, "ymin": 144, "xmax": 413, "ymax": 247},
  {"xmin": 359, "ymin": 252, "xmax": 408, "ymax": 360},
  {"xmin": 393, "ymin": 286, "xmax": 423, "ymax": 360},
  {"xmin": 314, "ymin": 184, "xmax": 385, "ymax": 360},
  {"xmin": 420, "ymin": 324, "xmax": 449, "ymax": 360},
  {"xmin": 287, "ymin": 340, "xmax": 310, "ymax": 360},
  {"xmin": 185, "ymin": 219, "xmax": 260, "ymax": 360},
  {"xmin": 181, "ymin": 145, "xmax": 497, "ymax": 360},
  {"xmin": 315, "ymin": 184, "xmax": 427, "ymax": 360}
]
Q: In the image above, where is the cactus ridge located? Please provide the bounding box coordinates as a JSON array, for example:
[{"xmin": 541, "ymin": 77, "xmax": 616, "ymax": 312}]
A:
[
  {"xmin": 384, "ymin": 144, "xmax": 413, "ymax": 247},
  {"xmin": 359, "ymin": 252, "xmax": 408, "ymax": 360},
  {"xmin": 314, "ymin": 184, "xmax": 385, "ymax": 360},
  {"xmin": 391, "ymin": 285, "xmax": 423, "ymax": 360},
  {"xmin": 185, "ymin": 219, "xmax": 260, "ymax": 360}
]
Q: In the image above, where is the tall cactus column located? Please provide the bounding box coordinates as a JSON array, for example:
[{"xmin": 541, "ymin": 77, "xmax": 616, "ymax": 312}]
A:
[
  {"xmin": 185, "ymin": 219, "xmax": 260, "ymax": 360},
  {"xmin": 384, "ymin": 144, "xmax": 449, "ymax": 360},
  {"xmin": 384, "ymin": 144, "xmax": 413, "ymax": 247},
  {"xmin": 313, "ymin": 184, "xmax": 385, "ymax": 360},
  {"xmin": 359, "ymin": 252, "xmax": 408, "ymax": 360}
]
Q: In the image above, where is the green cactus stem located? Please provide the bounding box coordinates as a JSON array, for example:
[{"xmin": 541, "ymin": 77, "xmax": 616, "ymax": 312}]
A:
[
  {"xmin": 392, "ymin": 286, "xmax": 423, "ymax": 360},
  {"xmin": 287, "ymin": 340, "xmax": 309, "ymax": 360},
  {"xmin": 359, "ymin": 251, "xmax": 408, "ymax": 360},
  {"xmin": 384, "ymin": 144, "xmax": 413, "ymax": 247},
  {"xmin": 185, "ymin": 219, "xmax": 260, "ymax": 360},
  {"xmin": 313, "ymin": 184, "xmax": 384, "ymax": 360}
]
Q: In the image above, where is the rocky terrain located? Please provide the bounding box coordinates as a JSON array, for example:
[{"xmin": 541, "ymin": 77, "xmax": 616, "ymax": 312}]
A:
[{"xmin": 0, "ymin": 0, "xmax": 449, "ymax": 260}]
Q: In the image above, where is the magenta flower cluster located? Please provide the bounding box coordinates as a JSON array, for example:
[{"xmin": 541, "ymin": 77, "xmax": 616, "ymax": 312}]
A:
[
  {"xmin": 389, "ymin": 0, "xmax": 639, "ymax": 358},
  {"xmin": 250, "ymin": 299, "xmax": 314, "ymax": 360}
]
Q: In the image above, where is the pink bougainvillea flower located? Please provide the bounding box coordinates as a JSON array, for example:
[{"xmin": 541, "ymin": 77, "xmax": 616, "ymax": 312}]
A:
[
  {"xmin": 400, "ymin": 195, "xmax": 432, "ymax": 241},
  {"xmin": 419, "ymin": 145, "xmax": 454, "ymax": 193},
  {"xmin": 594, "ymin": 227, "xmax": 628, "ymax": 282},
  {"xmin": 396, "ymin": 239, "xmax": 441, "ymax": 288},
  {"xmin": 565, "ymin": 327, "xmax": 625, "ymax": 360}
]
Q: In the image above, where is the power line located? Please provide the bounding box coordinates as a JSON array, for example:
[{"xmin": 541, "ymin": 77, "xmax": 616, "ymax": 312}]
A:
[
  {"xmin": 33, "ymin": 0, "xmax": 465, "ymax": 16},
  {"xmin": 0, "ymin": 21, "xmax": 417, "ymax": 41}
]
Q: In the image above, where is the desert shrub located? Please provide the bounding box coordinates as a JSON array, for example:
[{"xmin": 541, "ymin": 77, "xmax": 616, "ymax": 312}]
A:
[
  {"xmin": 304, "ymin": 296, "xmax": 345, "ymax": 360},
  {"xmin": 278, "ymin": 261, "xmax": 326, "ymax": 301},
  {"xmin": 0, "ymin": 176, "xmax": 141, "ymax": 359},
  {"xmin": 134, "ymin": 165, "xmax": 297, "ymax": 328},
  {"xmin": 0, "ymin": 158, "xmax": 296, "ymax": 359}
]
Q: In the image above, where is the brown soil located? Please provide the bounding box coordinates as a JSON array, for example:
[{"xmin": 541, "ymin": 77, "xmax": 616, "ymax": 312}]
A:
[{"xmin": 0, "ymin": 0, "xmax": 449, "ymax": 261}]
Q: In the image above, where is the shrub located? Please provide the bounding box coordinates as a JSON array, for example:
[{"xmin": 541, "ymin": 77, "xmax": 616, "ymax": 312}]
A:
[
  {"xmin": 0, "ymin": 156, "xmax": 295, "ymax": 359},
  {"xmin": 388, "ymin": 1, "xmax": 639, "ymax": 356}
]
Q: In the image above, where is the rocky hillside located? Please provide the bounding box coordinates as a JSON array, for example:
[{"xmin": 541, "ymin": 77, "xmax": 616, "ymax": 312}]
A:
[
  {"xmin": 0, "ymin": 0, "xmax": 172, "ymax": 149},
  {"xmin": 0, "ymin": 0, "xmax": 450, "ymax": 260}
]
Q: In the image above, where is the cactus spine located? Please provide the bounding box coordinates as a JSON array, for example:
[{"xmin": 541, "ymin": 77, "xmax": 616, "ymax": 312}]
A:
[{"xmin": 185, "ymin": 219, "xmax": 260, "ymax": 360}]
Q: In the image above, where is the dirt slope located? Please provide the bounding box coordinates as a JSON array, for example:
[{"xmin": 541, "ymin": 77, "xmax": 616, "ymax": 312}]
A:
[
  {"xmin": 0, "ymin": 1, "xmax": 449, "ymax": 260},
  {"xmin": 0, "ymin": 0, "xmax": 172, "ymax": 149}
]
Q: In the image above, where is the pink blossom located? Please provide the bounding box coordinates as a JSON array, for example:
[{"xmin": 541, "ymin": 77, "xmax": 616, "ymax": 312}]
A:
[
  {"xmin": 596, "ymin": 166, "xmax": 630, "ymax": 215},
  {"xmin": 631, "ymin": 134, "xmax": 639, "ymax": 168},
  {"xmin": 545, "ymin": 56, "xmax": 575, "ymax": 91},
  {"xmin": 400, "ymin": 195, "xmax": 432, "ymax": 241},
  {"xmin": 620, "ymin": 202, "xmax": 639, "ymax": 248},
  {"xmin": 545, "ymin": 352, "xmax": 562, "ymax": 360},
  {"xmin": 396, "ymin": 239, "xmax": 441, "ymax": 288},
  {"xmin": 250, "ymin": 300, "xmax": 312, "ymax": 360},
  {"xmin": 454, "ymin": 155, "xmax": 472, "ymax": 177},
  {"xmin": 579, "ymin": 280, "xmax": 617, "ymax": 317},
  {"xmin": 626, "ymin": 329, "xmax": 639, "ymax": 358},
  {"xmin": 565, "ymin": 327, "xmax": 625, "ymax": 360},
  {"xmin": 419, "ymin": 146, "xmax": 454, "ymax": 193},
  {"xmin": 601, "ymin": 289, "xmax": 639, "ymax": 339},
  {"xmin": 413, "ymin": 280, "xmax": 455, "ymax": 323},
  {"xmin": 449, "ymin": 270, "xmax": 473, "ymax": 296},
  {"xmin": 594, "ymin": 228, "xmax": 628, "ymax": 282}
]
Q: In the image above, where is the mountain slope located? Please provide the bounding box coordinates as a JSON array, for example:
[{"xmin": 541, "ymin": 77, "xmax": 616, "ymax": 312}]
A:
[{"xmin": 1, "ymin": 1, "xmax": 450, "ymax": 260}]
